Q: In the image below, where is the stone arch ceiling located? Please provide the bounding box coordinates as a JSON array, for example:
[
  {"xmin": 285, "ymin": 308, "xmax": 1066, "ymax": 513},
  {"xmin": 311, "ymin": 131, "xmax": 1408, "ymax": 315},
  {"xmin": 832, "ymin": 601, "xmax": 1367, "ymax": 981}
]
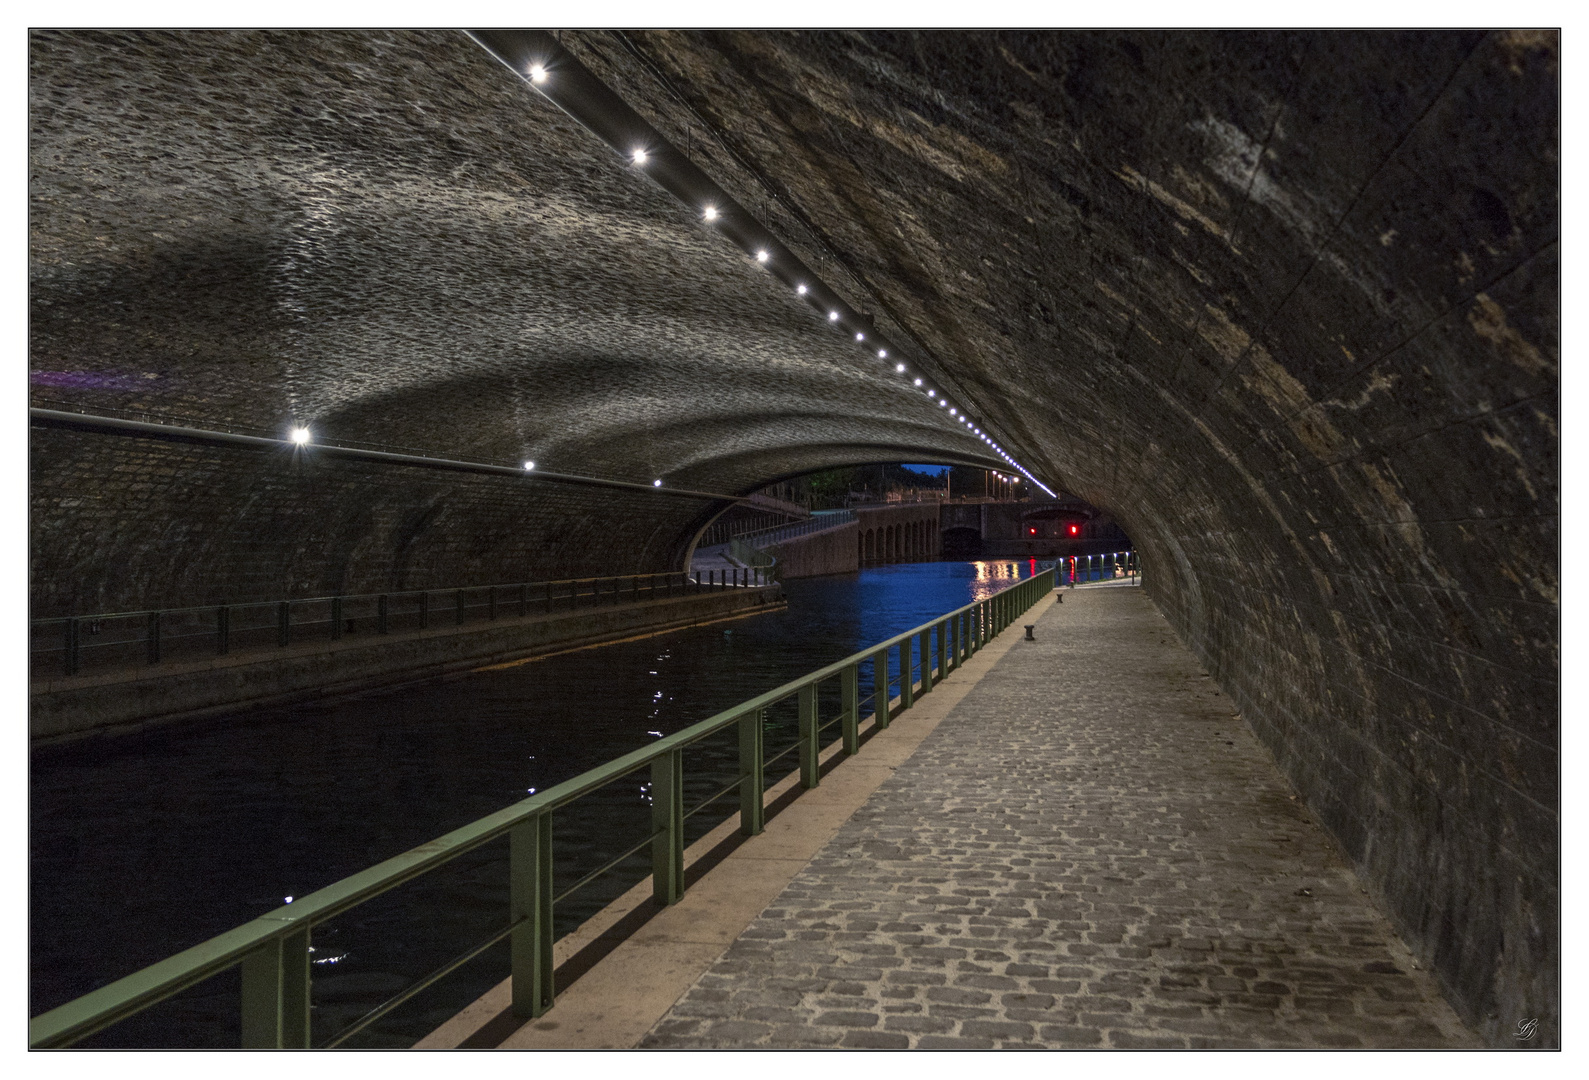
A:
[
  {"xmin": 28, "ymin": 29, "xmax": 1000, "ymax": 491},
  {"xmin": 29, "ymin": 29, "xmax": 1557, "ymax": 1044}
]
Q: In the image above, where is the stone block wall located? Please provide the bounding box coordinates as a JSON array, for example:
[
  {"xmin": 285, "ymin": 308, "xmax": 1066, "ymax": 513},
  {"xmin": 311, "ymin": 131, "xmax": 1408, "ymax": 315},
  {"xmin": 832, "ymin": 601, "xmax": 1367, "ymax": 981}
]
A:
[
  {"xmin": 30, "ymin": 424, "xmax": 716, "ymax": 617},
  {"xmin": 762, "ymin": 521, "xmax": 859, "ymax": 578}
]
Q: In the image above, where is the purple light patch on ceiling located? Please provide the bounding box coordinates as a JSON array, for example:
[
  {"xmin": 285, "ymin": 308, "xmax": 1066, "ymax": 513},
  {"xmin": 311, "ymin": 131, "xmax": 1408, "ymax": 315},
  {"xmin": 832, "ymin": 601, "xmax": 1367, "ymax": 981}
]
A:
[{"xmin": 31, "ymin": 371, "xmax": 162, "ymax": 391}]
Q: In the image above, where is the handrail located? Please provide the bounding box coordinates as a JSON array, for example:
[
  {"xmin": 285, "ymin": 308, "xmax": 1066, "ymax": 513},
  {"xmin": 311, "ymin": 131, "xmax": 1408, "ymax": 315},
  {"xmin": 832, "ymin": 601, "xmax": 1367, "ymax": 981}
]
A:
[
  {"xmin": 29, "ymin": 568, "xmax": 1056, "ymax": 1049},
  {"xmin": 31, "ymin": 570, "xmax": 733, "ymax": 626},
  {"xmin": 1056, "ymin": 550, "xmax": 1138, "ymax": 585},
  {"xmin": 733, "ymin": 509, "xmax": 856, "ymax": 549},
  {"xmin": 31, "ymin": 567, "xmax": 772, "ymax": 679}
]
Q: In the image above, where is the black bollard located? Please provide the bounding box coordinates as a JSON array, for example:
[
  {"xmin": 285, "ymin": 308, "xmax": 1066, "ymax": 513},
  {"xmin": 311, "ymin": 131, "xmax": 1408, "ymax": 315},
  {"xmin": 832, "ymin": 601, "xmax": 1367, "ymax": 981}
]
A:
[{"xmin": 1024, "ymin": 625, "xmax": 1035, "ymax": 640}]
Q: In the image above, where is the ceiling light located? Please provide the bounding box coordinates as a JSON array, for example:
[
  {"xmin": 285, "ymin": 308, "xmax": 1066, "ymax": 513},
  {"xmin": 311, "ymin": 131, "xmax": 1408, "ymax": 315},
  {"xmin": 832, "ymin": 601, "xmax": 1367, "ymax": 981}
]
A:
[
  {"xmin": 797, "ymin": 284, "xmax": 807, "ymax": 295},
  {"xmin": 927, "ymin": 390, "xmax": 936, "ymax": 397},
  {"xmin": 523, "ymin": 460, "xmax": 535, "ymax": 471},
  {"xmin": 828, "ymin": 311, "xmax": 839, "ymax": 321},
  {"xmin": 895, "ymin": 363, "xmax": 905, "ymax": 372},
  {"xmin": 949, "ymin": 408, "xmax": 957, "ymax": 415},
  {"xmin": 755, "ymin": 250, "xmax": 769, "ymax": 263},
  {"xmin": 878, "ymin": 350, "xmax": 887, "ymax": 359},
  {"xmin": 653, "ymin": 479, "xmax": 663, "ymax": 487},
  {"xmin": 290, "ymin": 427, "xmax": 311, "ymax": 445},
  {"xmin": 529, "ymin": 64, "xmax": 548, "ymax": 83},
  {"xmin": 856, "ymin": 332, "xmax": 865, "ymax": 341},
  {"xmin": 703, "ymin": 206, "xmax": 718, "ymax": 221},
  {"xmin": 632, "ymin": 148, "xmax": 648, "ymax": 164}
]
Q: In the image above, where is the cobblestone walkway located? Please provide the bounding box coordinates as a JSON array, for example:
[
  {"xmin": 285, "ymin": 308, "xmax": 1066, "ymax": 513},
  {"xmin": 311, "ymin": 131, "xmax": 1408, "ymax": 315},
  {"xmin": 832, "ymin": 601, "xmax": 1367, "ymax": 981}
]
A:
[{"xmin": 642, "ymin": 586, "xmax": 1477, "ymax": 1049}]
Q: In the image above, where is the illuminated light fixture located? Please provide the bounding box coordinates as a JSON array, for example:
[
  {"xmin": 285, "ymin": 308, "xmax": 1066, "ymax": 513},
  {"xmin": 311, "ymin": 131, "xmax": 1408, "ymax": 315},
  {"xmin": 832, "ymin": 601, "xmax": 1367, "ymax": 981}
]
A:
[
  {"xmin": 895, "ymin": 363, "xmax": 906, "ymax": 372},
  {"xmin": 755, "ymin": 249, "xmax": 769, "ymax": 263},
  {"xmin": 652, "ymin": 479, "xmax": 663, "ymax": 487},
  {"xmin": 938, "ymin": 399, "xmax": 947, "ymax": 407},
  {"xmin": 828, "ymin": 310, "xmax": 840, "ymax": 321},
  {"xmin": 529, "ymin": 64, "xmax": 548, "ymax": 83},
  {"xmin": 290, "ymin": 427, "xmax": 311, "ymax": 445},
  {"xmin": 796, "ymin": 284, "xmax": 807, "ymax": 295},
  {"xmin": 913, "ymin": 378, "xmax": 923, "ymax": 387},
  {"xmin": 927, "ymin": 390, "xmax": 936, "ymax": 397},
  {"xmin": 949, "ymin": 408, "xmax": 957, "ymax": 415},
  {"xmin": 879, "ymin": 349, "xmax": 888, "ymax": 359},
  {"xmin": 632, "ymin": 148, "xmax": 648, "ymax": 164},
  {"xmin": 855, "ymin": 332, "xmax": 865, "ymax": 341},
  {"xmin": 523, "ymin": 460, "xmax": 535, "ymax": 471},
  {"xmin": 703, "ymin": 205, "xmax": 718, "ymax": 221}
]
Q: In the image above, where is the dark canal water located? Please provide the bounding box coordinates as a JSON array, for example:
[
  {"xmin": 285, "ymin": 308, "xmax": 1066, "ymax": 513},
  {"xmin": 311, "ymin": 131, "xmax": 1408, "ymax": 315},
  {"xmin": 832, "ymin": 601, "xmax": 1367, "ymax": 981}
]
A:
[{"xmin": 31, "ymin": 559, "xmax": 1068, "ymax": 1048}]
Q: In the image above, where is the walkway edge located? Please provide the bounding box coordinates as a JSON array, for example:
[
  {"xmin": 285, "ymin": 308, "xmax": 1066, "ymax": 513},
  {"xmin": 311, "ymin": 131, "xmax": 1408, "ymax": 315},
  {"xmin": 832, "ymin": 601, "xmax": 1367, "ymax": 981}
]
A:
[{"xmin": 416, "ymin": 591, "xmax": 1053, "ymax": 1050}]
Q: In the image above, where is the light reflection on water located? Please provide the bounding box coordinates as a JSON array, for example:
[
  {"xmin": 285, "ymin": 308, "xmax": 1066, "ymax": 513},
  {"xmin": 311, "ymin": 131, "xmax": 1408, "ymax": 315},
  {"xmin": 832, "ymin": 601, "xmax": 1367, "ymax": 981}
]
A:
[{"xmin": 30, "ymin": 560, "xmax": 1049, "ymax": 1047}]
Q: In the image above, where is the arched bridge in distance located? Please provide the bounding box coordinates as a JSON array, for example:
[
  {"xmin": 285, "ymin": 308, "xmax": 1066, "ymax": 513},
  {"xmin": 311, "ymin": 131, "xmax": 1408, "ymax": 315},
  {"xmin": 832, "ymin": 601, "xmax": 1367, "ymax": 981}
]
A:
[{"xmin": 28, "ymin": 29, "xmax": 1556, "ymax": 1049}]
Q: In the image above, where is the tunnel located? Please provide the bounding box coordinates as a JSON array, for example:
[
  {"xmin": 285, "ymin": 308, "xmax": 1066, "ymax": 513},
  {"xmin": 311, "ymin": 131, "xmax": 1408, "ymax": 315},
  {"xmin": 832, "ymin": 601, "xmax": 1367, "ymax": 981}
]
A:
[{"xmin": 28, "ymin": 30, "xmax": 1557, "ymax": 1046}]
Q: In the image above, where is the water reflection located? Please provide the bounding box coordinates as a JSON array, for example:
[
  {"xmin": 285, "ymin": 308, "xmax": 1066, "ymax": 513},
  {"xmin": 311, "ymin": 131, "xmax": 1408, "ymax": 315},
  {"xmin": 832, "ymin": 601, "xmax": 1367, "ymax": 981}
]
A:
[{"xmin": 30, "ymin": 560, "xmax": 1043, "ymax": 1047}]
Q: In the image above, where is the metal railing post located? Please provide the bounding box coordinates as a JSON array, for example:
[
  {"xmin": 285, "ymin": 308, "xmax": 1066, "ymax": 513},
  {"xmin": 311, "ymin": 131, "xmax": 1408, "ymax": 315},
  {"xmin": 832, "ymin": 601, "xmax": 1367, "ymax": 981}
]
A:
[
  {"xmin": 378, "ymin": 595, "xmax": 389, "ymax": 635},
  {"xmin": 278, "ymin": 602, "xmax": 290, "ymax": 647},
  {"xmin": 147, "ymin": 611, "xmax": 162, "ymax": 665},
  {"xmin": 652, "ymin": 750, "xmax": 684, "ymax": 904},
  {"xmin": 899, "ymin": 642, "xmax": 914, "ymax": 711},
  {"xmin": 873, "ymin": 649, "xmax": 892, "ymax": 728},
  {"xmin": 918, "ymin": 629, "xmax": 932, "ymax": 694},
  {"xmin": 331, "ymin": 597, "xmax": 343, "ymax": 641},
  {"xmin": 217, "ymin": 606, "xmax": 230, "ymax": 656},
  {"xmin": 240, "ymin": 929, "xmax": 310, "ymax": 1048},
  {"xmin": 738, "ymin": 709, "xmax": 765, "ymax": 836},
  {"xmin": 510, "ymin": 812, "xmax": 554, "ymax": 1018},
  {"xmin": 841, "ymin": 662, "xmax": 860, "ymax": 756},
  {"xmin": 935, "ymin": 620, "xmax": 947, "ymax": 684},
  {"xmin": 798, "ymin": 683, "xmax": 820, "ymax": 789}
]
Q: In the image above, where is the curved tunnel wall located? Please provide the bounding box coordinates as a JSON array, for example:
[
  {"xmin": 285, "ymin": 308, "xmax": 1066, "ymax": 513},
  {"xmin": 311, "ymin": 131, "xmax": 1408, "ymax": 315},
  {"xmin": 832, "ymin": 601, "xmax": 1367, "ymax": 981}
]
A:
[
  {"xmin": 569, "ymin": 30, "xmax": 1558, "ymax": 1043},
  {"xmin": 28, "ymin": 29, "xmax": 1003, "ymax": 614},
  {"xmin": 28, "ymin": 29, "xmax": 1556, "ymax": 1043},
  {"xmin": 29, "ymin": 424, "xmax": 725, "ymax": 615}
]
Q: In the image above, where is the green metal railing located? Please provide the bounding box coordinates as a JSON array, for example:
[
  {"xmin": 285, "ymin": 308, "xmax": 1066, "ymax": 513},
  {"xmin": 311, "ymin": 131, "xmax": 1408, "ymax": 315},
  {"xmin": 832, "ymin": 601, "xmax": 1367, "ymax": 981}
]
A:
[
  {"xmin": 29, "ymin": 569, "xmax": 1055, "ymax": 1050},
  {"xmin": 1059, "ymin": 550, "xmax": 1137, "ymax": 585},
  {"xmin": 31, "ymin": 568, "xmax": 770, "ymax": 679}
]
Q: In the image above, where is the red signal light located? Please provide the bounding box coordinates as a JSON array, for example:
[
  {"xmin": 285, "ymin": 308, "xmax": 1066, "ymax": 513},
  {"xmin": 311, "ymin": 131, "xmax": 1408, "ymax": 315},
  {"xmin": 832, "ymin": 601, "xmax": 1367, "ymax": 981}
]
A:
[
  {"xmin": 1028, "ymin": 527, "xmax": 1036, "ymax": 535},
  {"xmin": 1069, "ymin": 525, "xmax": 1078, "ymax": 535}
]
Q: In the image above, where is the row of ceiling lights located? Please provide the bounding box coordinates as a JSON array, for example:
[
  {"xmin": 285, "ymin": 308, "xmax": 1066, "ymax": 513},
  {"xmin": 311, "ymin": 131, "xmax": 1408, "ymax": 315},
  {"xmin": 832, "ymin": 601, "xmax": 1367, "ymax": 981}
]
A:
[
  {"xmin": 530, "ymin": 58, "xmax": 1057, "ymax": 497},
  {"xmin": 291, "ymin": 55, "xmax": 1053, "ymax": 497},
  {"xmin": 290, "ymin": 425, "xmax": 670, "ymax": 490},
  {"xmin": 517, "ymin": 58, "xmax": 1055, "ymax": 496}
]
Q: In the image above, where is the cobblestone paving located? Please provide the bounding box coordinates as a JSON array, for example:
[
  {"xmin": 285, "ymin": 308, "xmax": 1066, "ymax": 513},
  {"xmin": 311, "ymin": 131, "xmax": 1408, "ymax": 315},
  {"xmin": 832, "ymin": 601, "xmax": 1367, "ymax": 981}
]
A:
[{"xmin": 643, "ymin": 586, "xmax": 1478, "ymax": 1049}]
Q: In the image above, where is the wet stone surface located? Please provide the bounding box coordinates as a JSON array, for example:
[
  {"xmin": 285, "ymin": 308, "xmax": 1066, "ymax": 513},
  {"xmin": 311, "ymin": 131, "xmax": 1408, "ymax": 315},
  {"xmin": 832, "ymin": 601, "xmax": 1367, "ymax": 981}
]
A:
[{"xmin": 643, "ymin": 586, "xmax": 1478, "ymax": 1049}]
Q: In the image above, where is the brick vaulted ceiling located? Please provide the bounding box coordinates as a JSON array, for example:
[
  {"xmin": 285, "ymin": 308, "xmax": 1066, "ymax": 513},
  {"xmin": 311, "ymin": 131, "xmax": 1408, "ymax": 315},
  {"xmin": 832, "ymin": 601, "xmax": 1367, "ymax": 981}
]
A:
[{"xmin": 29, "ymin": 29, "xmax": 1557, "ymax": 1045}]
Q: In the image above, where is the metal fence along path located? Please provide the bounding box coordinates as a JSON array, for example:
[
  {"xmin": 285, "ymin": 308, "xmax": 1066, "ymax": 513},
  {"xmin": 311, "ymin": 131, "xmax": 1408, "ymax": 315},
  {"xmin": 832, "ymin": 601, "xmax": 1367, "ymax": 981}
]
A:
[
  {"xmin": 31, "ymin": 568, "xmax": 769, "ymax": 680},
  {"xmin": 29, "ymin": 569, "xmax": 1056, "ymax": 1049}
]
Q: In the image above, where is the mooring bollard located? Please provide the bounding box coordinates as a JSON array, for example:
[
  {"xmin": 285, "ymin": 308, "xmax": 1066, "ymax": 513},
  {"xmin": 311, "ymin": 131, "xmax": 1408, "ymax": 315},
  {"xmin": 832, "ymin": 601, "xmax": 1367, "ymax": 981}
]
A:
[{"xmin": 1024, "ymin": 624, "xmax": 1035, "ymax": 641}]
